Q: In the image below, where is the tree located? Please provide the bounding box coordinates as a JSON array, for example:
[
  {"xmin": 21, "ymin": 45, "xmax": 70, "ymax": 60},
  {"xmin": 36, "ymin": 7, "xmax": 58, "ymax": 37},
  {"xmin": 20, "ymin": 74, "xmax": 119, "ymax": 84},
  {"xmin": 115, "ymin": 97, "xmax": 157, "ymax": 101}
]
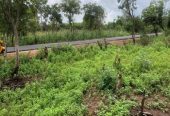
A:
[
  {"xmin": 61, "ymin": 0, "xmax": 81, "ymax": 32},
  {"xmin": 42, "ymin": 5, "xmax": 51, "ymax": 31},
  {"xmin": 0, "ymin": 2, "xmax": 13, "ymax": 43},
  {"xmin": 83, "ymin": 3, "xmax": 105, "ymax": 30},
  {"xmin": 117, "ymin": 0, "xmax": 137, "ymax": 44},
  {"xmin": 34, "ymin": 0, "xmax": 48, "ymax": 26},
  {"xmin": 168, "ymin": 11, "xmax": 170, "ymax": 29},
  {"xmin": 114, "ymin": 16, "xmax": 144, "ymax": 33},
  {"xmin": 49, "ymin": 4, "xmax": 62, "ymax": 32},
  {"xmin": 164, "ymin": 0, "xmax": 170, "ymax": 29},
  {"xmin": 126, "ymin": 17, "xmax": 145, "ymax": 33},
  {"xmin": 157, "ymin": 0, "xmax": 165, "ymax": 30},
  {"xmin": 27, "ymin": 18, "xmax": 41, "ymax": 44},
  {"xmin": 142, "ymin": 0, "xmax": 165, "ymax": 36},
  {"xmin": 38, "ymin": 4, "xmax": 62, "ymax": 32},
  {"xmin": 0, "ymin": 0, "xmax": 39, "ymax": 77}
]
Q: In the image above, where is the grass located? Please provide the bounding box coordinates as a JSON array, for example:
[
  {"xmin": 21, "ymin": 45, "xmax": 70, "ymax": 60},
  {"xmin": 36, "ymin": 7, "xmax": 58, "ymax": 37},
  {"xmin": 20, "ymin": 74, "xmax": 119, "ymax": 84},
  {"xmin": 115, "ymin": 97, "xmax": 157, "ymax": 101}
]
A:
[
  {"xmin": 7, "ymin": 29, "xmax": 129, "ymax": 46},
  {"xmin": 0, "ymin": 35, "xmax": 170, "ymax": 115}
]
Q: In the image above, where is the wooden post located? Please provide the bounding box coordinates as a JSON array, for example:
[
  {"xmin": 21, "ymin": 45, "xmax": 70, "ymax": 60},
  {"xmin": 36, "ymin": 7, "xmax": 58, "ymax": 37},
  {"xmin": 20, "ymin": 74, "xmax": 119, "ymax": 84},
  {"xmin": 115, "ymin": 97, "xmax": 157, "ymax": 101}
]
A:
[
  {"xmin": 44, "ymin": 47, "xmax": 48, "ymax": 59},
  {"xmin": 140, "ymin": 90, "xmax": 146, "ymax": 116}
]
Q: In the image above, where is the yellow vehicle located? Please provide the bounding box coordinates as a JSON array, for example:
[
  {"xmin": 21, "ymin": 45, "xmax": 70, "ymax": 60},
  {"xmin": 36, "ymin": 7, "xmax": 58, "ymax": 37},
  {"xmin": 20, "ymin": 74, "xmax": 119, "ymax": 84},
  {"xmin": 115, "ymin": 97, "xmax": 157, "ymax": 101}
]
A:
[{"xmin": 0, "ymin": 40, "xmax": 5, "ymax": 54}]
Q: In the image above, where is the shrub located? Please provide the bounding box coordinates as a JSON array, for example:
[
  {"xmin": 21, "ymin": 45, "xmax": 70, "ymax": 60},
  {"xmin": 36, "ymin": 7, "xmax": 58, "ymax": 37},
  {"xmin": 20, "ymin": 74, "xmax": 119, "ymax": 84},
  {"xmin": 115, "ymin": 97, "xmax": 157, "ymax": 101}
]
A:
[
  {"xmin": 51, "ymin": 45, "xmax": 75, "ymax": 55},
  {"xmin": 164, "ymin": 36, "xmax": 170, "ymax": 48},
  {"xmin": 132, "ymin": 52, "xmax": 152, "ymax": 73},
  {"xmin": 36, "ymin": 47, "xmax": 49, "ymax": 59},
  {"xmin": 152, "ymin": 41, "xmax": 166, "ymax": 51},
  {"xmin": 98, "ymin": 100, "xmax": 136, "ymax": 116},
  {"xmin": 0, "ymin": 60, "xmax": 14, "ymax": 79},
  {"xmin": 139, "ymin": 33, "xmax": 152, "ymax": 46},
  {"xmin": 98, "ymin": 68, "xmax": 117, "ymax": 92},
  {"xmin": 164, "ymin": 29, "xmax": 170, "ymax": 37},
  {"xmin": 163, "ymin": 85, "xmax": 170, "ymax": 99},
  {"xmin": 19, "ymin": 58, "xmax": 47, "ymax": 76}
]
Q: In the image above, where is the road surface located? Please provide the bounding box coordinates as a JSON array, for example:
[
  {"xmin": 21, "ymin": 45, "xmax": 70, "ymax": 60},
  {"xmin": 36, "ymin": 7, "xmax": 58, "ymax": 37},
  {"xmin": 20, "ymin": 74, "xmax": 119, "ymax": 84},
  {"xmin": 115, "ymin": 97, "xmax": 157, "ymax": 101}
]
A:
[{"xmin": 6, "ymin": 34, "xmax": 157, "ymax": 53}]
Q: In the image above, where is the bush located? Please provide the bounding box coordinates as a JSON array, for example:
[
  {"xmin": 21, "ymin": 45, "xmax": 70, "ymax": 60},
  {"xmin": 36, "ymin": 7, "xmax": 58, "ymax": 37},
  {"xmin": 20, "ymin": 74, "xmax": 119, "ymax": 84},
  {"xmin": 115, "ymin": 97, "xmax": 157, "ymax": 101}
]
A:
[
  {"xmin": 164, "ymin": 29, "xmax": 170, "ymax": 37},
  {"xmin": 132, "ymin": 52, "xmax": 152, "ymax": 73},
  {"xmin": 98, "ymin": 68, "xmax": 117, "ymax": 92},
  {"xmin": 139, "ymin": 33, "xmax": 152, "ymax": 46},
  {"xmin": 152, "ymin": 41, "xmax": 166, "ymax": 51},
  {"xmin": 164, "ymin": 36, "xmax": 170, "ymax": 48},
  {"xmin": 36, "ymin": 48, "xmax": 48, "ymax": 59},
  {"xmin": 0, "ymin": 62, "xmax": 13, "ymax": 79},
  {"xmin": 98, "ymin": 100, "xmax": 136, "ymax": 116},
  {"xmin": 51, "ymin": 45, "xmax": 75, "ymax": 55}
]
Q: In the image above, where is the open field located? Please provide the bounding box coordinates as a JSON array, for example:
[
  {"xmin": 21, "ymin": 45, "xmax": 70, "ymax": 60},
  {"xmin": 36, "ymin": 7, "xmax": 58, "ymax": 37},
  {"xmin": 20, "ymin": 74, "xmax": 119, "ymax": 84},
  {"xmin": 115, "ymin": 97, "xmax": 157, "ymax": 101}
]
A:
[
  {"xmin": 0, "ymin": 0, "xmax": 170, "ymax": 115},
  {"xmin": 0, "ymin": 35, "xmax": 170, "ymax": 116}
]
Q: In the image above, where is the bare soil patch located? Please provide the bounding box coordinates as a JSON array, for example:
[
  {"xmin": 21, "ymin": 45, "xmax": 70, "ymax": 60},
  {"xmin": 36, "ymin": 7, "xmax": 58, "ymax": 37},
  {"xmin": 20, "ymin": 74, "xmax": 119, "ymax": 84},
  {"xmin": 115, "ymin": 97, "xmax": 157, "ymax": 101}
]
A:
[
  {"xmin": 83, "ymin": 86, "xmax": 107, "ymax": 116},
  {"xmin": 7, "ymin": 50, "xmax": 39, "ymax": 58},
  {"xmin": 128, "ymin": 94, "xmax": 170, "ymax": 116},
  {"xmin": 131, "ymin": 107, "xmax": 170, "ymax": 116},
  {"xmin": 1, "ymin": 76, "xmax": 40, "ymax": 89}
]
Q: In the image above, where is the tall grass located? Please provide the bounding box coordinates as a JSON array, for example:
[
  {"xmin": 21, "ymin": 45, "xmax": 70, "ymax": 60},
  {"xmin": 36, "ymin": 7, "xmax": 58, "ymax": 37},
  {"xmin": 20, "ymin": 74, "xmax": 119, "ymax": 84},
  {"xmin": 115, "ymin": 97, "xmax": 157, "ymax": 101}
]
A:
[{"xmin": 7, "ymin": 29, "xmax": 129, "ymax": 46}]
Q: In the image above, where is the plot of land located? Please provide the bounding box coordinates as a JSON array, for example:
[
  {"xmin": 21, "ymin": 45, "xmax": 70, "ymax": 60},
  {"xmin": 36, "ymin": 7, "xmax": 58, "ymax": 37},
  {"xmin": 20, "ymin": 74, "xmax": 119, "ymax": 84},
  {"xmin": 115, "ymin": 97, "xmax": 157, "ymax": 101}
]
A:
[{"xmin": 1, "ymin": 35, "xmax": 170, "ymax": 116}]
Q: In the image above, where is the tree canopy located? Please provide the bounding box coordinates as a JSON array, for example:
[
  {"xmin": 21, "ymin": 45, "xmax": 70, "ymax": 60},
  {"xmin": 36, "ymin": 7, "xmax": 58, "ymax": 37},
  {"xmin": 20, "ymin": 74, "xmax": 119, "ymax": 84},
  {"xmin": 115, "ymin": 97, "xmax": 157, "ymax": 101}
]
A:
[
  {"xmin": 118, "ymin": 0, "xmax": 137, "ymax": 43},
  {"xmin": 61, "ymin": 0, "xmax": 81, "ymax": 30},
  {"xmin": 142, "ymin": 0, "xmax": 165, "ymax": 36},
  {"xmin": 83, "ymin": 3, "xmax": 105, "ymax": 30},
  {"xmin": 0, "ymin": 0, "xmax": 45, "ymax": 76}
]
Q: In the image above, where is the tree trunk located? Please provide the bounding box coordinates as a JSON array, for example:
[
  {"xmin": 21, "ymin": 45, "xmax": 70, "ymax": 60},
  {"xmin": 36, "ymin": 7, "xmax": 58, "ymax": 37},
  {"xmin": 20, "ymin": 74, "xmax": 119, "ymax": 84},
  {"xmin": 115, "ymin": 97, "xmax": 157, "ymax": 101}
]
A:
[
  {"xmin": 12, "ymin": 24, "xmax": 19, "ymax": 77},
  {"xmin": 11, "ymin": 34, "xmax": 14, "ymax": 46},
  {"xmin": 139, "ymin": 91, "xmax": 146, "ymax": 116},
  {"xmin": 68, "ymin": 15, "xmax": 74, "ymax": 33},
  {"xmin": 153, "ymin": 25, "xmax": 158, "ymax": 36},
  {"xmin": 70, "ymin": 22, "xmax": 73, "ymax": 33},
  {"xmin": 72, "ymin": 22, "xmax": 74, "ymax": 33},
  {"xmin": 161, "ymin": 25, "xmax": 164, "ymax": 31},
  {"xmin": 132, "ymin": 30, "xmax": 136, "ymax": 44},
  {"xmin": 131, "ymin": 18, "xmax": 136, "ymax": 44},
  {"xmin": 34, "ymin": 33, "xmax": 37, "ymax": 44}
]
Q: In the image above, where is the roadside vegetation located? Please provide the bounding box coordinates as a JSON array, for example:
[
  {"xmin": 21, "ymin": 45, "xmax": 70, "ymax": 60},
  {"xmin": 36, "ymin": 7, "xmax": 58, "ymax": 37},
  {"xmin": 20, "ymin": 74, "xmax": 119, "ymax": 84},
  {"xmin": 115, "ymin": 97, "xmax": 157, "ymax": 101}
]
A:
[
  {"xmin": 0, "ymin": 0, "xmax": 170, "ymax": 116},
  {"xmin": 13, "ymin": 29, "xmax": 129, "ymax": 46},
  {"xmin": 1, "ymin": 35, "xmax": 170, "ymax": 115}
]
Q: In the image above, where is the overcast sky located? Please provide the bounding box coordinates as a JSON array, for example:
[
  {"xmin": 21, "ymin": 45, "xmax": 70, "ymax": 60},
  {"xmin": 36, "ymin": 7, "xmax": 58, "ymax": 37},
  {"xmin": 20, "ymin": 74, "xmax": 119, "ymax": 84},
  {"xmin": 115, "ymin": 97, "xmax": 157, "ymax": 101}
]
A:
[{"xmin": 48, "ymin": 0, "xmax": 170, "ymax": 23}]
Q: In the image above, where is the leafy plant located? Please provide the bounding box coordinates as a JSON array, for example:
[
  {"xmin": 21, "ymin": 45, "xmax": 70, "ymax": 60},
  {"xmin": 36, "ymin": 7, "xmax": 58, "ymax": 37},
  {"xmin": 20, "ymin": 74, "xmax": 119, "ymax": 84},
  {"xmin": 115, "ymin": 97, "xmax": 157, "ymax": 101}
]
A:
[
  {"xmin": 98, "ymin": 100, "xmax": 136, "ymax": 116},
  {"xmin": 139, "ymin": 33, "xmax": 152, "ymax": 46},
  {"xmin": 98, "ymin": 68, "xmax": 117, "ymax": 92},
  {"xmin": 164, "ymin": 36, "xmax": 170, "ymax": 47},
  {"xmin": 1, "ymin": 35, "xmax": 170, "ymax": 115},
  {"xmin": 132, "ymin": 52, "xmax": 152, "ymax": 73}
]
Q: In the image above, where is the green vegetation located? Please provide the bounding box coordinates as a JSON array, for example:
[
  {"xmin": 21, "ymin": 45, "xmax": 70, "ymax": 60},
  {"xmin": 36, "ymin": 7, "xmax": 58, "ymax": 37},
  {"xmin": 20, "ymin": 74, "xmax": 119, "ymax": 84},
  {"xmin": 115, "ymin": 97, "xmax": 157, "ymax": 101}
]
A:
[
  {"xmin": 0, "ymin": 35, "xmax": 170, "ymax": 115},
  {"xmin": 118, "ymin": 0, "xmax": 137, "ymax": 43},
  {"xmin": 142, "ymin": 0, "xmax": 165, "ymax": 36},
  {"xmin": 0, "ymin": 0, "xmax": 170, "ymax": 115},
  {"xmin": 7, "ymin": 29, "xmax": 129, "ymax": 46},
  {"xmin": 61, "ymin": 0, "xmax": 81, "ymax": 32},
  {"xmin": 83, "ymin": 3, "xmax": 105, "ymax": 30}
]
